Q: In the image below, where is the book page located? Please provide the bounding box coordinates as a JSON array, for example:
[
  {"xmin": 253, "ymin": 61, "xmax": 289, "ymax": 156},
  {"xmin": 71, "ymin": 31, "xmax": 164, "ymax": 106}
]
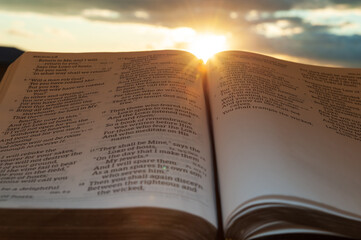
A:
[
  {"xmin": 0, "ymin": 51, "xmax": 217, "ymax": 226},
  {"xmin": 207, "ymin": 51, "xmax": 361, "ymax": 227}
]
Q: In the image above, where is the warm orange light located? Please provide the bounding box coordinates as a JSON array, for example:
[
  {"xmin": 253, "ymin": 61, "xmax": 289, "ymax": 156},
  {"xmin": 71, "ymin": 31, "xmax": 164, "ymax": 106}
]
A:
[{"xmin": 187, "ymin": 34, "xmax": 228, "ymax": 62}]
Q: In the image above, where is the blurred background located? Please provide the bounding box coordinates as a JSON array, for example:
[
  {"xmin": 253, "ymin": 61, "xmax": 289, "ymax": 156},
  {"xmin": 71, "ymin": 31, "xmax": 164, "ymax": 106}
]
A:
[{"xmin": 1, "ymin": 0, "xmax": 361, "ymax": 68}]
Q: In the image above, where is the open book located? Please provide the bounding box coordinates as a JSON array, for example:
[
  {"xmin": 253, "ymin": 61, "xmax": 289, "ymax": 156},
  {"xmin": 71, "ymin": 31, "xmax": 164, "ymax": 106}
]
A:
[{"xmin": 0, "ymin": 50, "xmax": 360, "ymax": 240}]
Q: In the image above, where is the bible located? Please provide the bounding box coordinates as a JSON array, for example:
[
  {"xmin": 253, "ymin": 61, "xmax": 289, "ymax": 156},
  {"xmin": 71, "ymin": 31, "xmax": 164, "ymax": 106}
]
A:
[{"xmin": 0, "ymin": 50, "xmax": 360, "ymax": 239}]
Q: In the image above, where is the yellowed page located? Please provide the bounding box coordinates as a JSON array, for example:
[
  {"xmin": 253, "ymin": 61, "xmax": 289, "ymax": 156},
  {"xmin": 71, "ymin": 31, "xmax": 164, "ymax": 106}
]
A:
[
  {"xmin": 207, "ymin": 51, "xmax": 361, "ymax": 228},
  {"xmin": 0, "ymin": 51, "xmax": 217, "ymax": 226}
]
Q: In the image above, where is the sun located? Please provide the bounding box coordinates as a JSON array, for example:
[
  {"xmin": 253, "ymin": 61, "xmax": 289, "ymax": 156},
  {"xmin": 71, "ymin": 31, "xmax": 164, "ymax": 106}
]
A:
[{"xmin": 187, "ymin": 33, "xmax": 228, "ymax": 62}]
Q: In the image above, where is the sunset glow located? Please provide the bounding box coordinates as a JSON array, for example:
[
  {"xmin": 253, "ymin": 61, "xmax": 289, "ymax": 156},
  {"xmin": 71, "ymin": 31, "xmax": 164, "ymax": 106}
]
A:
[
  {"xmin": 187, "ymin": 34, "xmax": 228, "ymax": 62},
  {"xmin": 0, "ymin": 0, "xmax": 360, "ymax": 67}
]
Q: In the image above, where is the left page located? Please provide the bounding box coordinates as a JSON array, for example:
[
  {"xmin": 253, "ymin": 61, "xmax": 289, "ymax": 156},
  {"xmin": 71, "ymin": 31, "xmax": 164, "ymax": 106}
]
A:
[{"xmin": 0, "ymin": 51, "xmax": 217, "ymax": 227}]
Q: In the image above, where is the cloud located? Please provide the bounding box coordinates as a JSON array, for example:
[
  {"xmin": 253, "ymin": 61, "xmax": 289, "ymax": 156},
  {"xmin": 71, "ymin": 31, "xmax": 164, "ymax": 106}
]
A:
[
  {"xmin": 280, "ymin": 33, "xmax": 361, "ymax": 67},
  {"xmin": 254, "ymin": 19, "xmax": 304, "ymax": 38},
  {"xmin": 236, "ymin": 6, "xmax": 361, "ymax": 66},
  {"xmin": 1, "ymin": 0, "xmax": 361, "ymax": 66},
  {"xmin": 6, "ymin": 21, "xmax": 36, "ymax": 38},
  {"xmin": 0, "ymin": 0, "xmax": 360, "ymax": 31},
  {"xmin": 81, "ymin": 8, "xmax": 120, "ymax": 19},
  {"xmin": 44, "ymin": 26, "xmax": 75, "ymax": 40},
  {"xmin": 234, "ymin": 16, "xmax": 361, "ymax": 67},
  {"xmin": 1, "ymin": 0, "xmax": 360, "ymax": 32},
  {"xmin": 7, "ymin": 28, "xmax": 34, "ymax": 38},
  {"xmin": 0, "ymin": 0, "xmax": 357, "ymax": 20},
  {"xmin": 328, "ymin": 0, "xmax": 361, "ymax": 7},
  {"xmin": 134, "ymin": 10, "xmax": 149, "ymax": 20}
]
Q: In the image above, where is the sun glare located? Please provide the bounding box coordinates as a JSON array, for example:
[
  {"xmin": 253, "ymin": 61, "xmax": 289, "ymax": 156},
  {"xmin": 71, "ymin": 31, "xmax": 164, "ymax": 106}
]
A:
[{"xmin": 188, "ymin": 34, "xmax": 228, "ymax": 62}]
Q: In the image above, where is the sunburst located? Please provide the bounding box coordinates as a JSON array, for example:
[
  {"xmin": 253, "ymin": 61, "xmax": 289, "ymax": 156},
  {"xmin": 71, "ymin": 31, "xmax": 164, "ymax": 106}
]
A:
[{"xmin": 187, "ymin": 33, "xmax": 228, "ymax": 62}]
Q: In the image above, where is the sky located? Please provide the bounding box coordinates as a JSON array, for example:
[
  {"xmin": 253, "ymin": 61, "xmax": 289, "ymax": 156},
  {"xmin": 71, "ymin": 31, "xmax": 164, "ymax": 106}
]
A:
[{"xmin": 1, "ymin": 0, "xmax": 361, "ymax": 67}]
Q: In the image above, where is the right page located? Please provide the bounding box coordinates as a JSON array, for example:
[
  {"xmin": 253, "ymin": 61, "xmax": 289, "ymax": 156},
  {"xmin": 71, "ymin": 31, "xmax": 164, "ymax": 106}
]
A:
[{"xmin": 206, "ymin": 51, "xmax": 361, "ymax": 239}]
